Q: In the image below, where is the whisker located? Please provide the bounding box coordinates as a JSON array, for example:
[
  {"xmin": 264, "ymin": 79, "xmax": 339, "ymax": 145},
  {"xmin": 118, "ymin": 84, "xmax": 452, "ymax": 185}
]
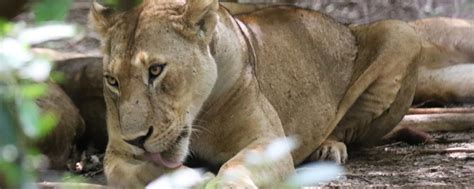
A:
[{"xmin": 191, "ymin": 124, "xmax": 211, "ymax": 135}]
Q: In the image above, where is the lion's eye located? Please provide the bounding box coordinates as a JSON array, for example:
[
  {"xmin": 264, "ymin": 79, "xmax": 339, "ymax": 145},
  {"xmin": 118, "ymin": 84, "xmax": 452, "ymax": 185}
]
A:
[
  {"xmin": 105, "ymin": 75, "xmax": 119, "ymax": 88},
  {"xmin": 149, "ymin": 64, "xmax": 165, "ymax": 81}
]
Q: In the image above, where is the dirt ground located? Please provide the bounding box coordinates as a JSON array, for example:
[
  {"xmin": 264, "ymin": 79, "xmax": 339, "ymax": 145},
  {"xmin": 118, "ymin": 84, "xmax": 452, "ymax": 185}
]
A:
[
  {"xmin": 37, "ymin": 130, "xmax": 474, "ymax": 188},
  {"xmin": 25, "ymin": 1, "xmax": 474, "ymax": 188},
  {"xmin": 323, "ymin": 132, "xmax": 474, "ymax": 188}
]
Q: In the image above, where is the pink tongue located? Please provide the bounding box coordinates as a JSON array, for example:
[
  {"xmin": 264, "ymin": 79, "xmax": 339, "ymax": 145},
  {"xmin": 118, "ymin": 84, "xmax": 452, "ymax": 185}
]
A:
[{"xmin": 150, "ymin": 153, "xmax": 182, "ymax": 169}]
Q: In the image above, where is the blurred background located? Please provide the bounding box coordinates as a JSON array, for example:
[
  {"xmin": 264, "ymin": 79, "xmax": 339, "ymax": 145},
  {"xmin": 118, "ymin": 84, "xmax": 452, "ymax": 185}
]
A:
[{"xmin": 225, "ymin": 0, "xmax": 474, "ymax": 23}]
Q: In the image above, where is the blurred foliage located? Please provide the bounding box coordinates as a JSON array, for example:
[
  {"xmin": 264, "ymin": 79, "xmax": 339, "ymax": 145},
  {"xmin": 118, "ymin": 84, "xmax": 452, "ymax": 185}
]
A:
[
  {"xmin": 101, "ymin": 0, "xmax": 143, "ymax": 11},
  {"xmin": 33, "ymin": 0, "xmax": 73, "ymax": 22},
  {"xmin": 0, "ymin": 19, "xmax": 13, "ymax": 36},
  {"xmin": 0, "ymin": 0, "xmax": 76, "ymax": 188}
]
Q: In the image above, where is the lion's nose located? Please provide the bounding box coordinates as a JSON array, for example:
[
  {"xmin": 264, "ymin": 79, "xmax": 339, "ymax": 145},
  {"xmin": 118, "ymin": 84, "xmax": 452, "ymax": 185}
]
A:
[{"xmin": 124, "ymin": 127, "xmax": 153, "ymax": 149}]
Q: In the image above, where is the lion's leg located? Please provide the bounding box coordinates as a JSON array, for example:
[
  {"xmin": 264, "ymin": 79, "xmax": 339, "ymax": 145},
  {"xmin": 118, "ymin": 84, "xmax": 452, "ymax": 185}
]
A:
[
  {"xmin": 210, "ymin": 95, "xmax": 295, "ymax": 188},
  {"xmin": 309, "ymin": 20, "xmax": 420, "ymax": 164},
  {"xmin": 310, "ymin": 64, "xmax": 417, "ymax": 163},
  {"xmin": 346, "ymin": 65, "xmax": 417, "ymax": 145},
  {"xmin": 309, "ymin": 68, "xmax": 414, "ymax": 163}
]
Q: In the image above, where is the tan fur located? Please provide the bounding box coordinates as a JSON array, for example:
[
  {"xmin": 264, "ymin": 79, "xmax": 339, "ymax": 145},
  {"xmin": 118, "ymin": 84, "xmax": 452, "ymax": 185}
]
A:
[
  {"xmin": 52, "ymin": 55, "xmax": 108, "ymax": 151},
  {"xmin": 409, "ymin": 17, "xmax": 474, "ymax": 104},
  {"xmin": 409, "ymin": 17, "xmax": 474, "ymax": 68},
  {"xmin": 223, "ymin": 6, "xmax": 474, "ymax": 105},
  {"xmin": 36, "ymin": 82, "xmax": 85, "ymax": 169},
  {"xmin": 90, "ymin": 1, "xmax": 422, "ymax": 187},
  {"xmin": 220, "ymin": 2, "xmax": 277, "ymax": 15}
]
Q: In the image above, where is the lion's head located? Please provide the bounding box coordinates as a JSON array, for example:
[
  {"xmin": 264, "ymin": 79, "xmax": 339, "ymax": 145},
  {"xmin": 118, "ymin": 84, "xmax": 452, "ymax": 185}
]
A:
[{"xmin": 90, "ymin": 0, "xmax": 219, "ymax": 168}]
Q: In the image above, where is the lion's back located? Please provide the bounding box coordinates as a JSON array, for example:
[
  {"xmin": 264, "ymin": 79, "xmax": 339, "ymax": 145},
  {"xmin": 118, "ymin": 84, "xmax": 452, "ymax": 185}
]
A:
[{"xmin": 237, "ymin": 7, "xmax": 357, "ymax": 162}]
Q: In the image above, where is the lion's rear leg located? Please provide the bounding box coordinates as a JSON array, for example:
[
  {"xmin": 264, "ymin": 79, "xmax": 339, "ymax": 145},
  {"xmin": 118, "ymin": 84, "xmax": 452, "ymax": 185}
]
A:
[
  {"xmin": 309, "ymin": 20, "xmax": 420, "ymax": 164},
  {"xmin": 310, "ymin": 65, "xmax": 417, "ymax": 163}
]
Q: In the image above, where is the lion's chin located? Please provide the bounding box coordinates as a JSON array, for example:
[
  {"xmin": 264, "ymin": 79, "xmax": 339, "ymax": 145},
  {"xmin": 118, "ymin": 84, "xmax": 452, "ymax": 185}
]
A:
[{"xmin": 145, "ymin": 129, "xmax": 190, "ymax": 169}]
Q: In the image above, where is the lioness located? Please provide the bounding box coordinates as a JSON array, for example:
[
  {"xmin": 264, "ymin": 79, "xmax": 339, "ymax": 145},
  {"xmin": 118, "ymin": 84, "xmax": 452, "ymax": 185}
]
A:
[{"xmin": 90, "ymin": 0, "xmax": 421, "ymax": 187}]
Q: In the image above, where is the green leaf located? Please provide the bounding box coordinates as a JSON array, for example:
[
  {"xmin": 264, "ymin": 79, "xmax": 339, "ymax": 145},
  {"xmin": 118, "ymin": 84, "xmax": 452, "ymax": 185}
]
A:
[
  {"xmin": 21, "ymin": 83, "xmax": 48, "ymax": 99},
  {"xmin": 61, "ymin": 172, "xmax": 88, "ymax": 183},
  {"xmin": 38, "ymin": 111, "xmax": 58, "ymax": 138},
  {"xmin": 204, "ymin": 178, "xmax": 220, "ymax": 189},
  {"xmin": 103, "ymin": 0, "xmax": 144, "ymax": 10},
  {"xmin": 17, "ymin": 99, "xmax": 41, "ymax": 138},
  {"xmin": 0, "ymin": 99, "xmax": 18, "ymax": 145},
  {"xmin": 50, "ymin": 71, "xmax": 66, "ymax": 84},
  {"xmin": 0, "ymin": 19, "xmax": 13, "ymax": 37},
  {"xmin": 17, "ymin": 100, "xmax": 59, "ymax": 139},
  {"xmin": 33, "ymin": 0, "xmax": 73, "ymax": 22},
  {"xmin": 0, "ymin": 162, "xmax": 21, "ymax": 188},
  {"xmin": 104, "ymin": 0, "xmax": 119, "ymax": 6},
  {"xmin": 27, "ymin": 147, "xmax": 41, "ymax": 156}
]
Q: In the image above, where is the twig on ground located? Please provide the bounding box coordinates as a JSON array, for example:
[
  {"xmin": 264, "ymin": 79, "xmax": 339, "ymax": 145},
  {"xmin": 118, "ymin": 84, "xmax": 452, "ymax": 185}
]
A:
[{"xmin": 408, "ymin": 108, "xmax": 474, "ymax": 115}]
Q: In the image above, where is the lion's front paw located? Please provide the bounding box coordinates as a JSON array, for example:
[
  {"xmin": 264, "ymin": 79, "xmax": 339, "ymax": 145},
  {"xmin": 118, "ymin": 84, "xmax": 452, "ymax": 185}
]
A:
[
  {"xmin": 309, "ymin": 139, "xmax": 348, "ymax": 164},
  {"xmin": 206, "ymin": 175, "xmax": 257, "ymax": 189}
]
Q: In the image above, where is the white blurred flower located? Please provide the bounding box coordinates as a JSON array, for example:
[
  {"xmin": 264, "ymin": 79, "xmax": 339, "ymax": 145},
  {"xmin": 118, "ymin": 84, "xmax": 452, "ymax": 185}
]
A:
[
  {"xmin": 285, "ymin": 162, "xmax": 344, "ymax": 187},
  {"xmin": 18, "ymin": 58, "xmax": 52, "ymax": 82},
  {"xmin": 0, "ymin": 23, "xmax": 77, "ymax": 80},
  {"xmin": 244, "ymin": 150, "xmax": 265, "ymax": 165},
  {"xmin": 18, "ymin": 24, "xmax": 78, "ymax": 45},
  {"xmin": 264, "ymin": 137, "xmax": 299, "ymax": 162},
  {"xmin": 0, "ymin": 38, "xmax": 33, "ymax": 71},
  {"xmin": 146, "ymin": 168, "xmax": 205, "ymax": 189},
  {"xmin": 1, "ymin": 144, "xmax": 19, "ymax": 162},
  {"xmin": 221, "ymin": 166, "xmax": 248, "ymax": 183},
  {"xmin": 244, "ymin": 136, "xmax": 299, "ymax": 165}
]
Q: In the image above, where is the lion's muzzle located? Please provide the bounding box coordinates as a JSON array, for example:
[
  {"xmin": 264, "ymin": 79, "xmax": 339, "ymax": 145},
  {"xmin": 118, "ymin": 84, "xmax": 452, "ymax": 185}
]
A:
[{"xmin": 124, "ymin": 127, "xmax": 153, "ymax": 149}]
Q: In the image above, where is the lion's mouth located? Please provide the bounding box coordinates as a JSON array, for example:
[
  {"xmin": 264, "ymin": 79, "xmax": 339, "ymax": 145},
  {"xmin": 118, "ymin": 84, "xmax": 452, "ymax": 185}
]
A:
[{"xmin": 147, "ymin": 128, "xmax": 189, "ymax": 169}]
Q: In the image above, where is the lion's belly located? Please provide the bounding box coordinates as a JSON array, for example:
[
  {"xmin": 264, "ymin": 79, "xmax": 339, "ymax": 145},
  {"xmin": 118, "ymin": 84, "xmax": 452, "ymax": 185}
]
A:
[{"xmin": 238, "ymin": 7, "xmax": 357, "ymax": 163}]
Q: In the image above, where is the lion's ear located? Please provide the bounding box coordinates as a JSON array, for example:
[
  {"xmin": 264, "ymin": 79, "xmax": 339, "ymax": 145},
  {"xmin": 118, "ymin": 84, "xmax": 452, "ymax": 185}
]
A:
[
  {"xmin": 89, "ymin": 2, "xmax": 114, "ymax": 37},
  {"xmin": 183, "ymin": 0, "xmax": 219, "ymax": 42}
]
